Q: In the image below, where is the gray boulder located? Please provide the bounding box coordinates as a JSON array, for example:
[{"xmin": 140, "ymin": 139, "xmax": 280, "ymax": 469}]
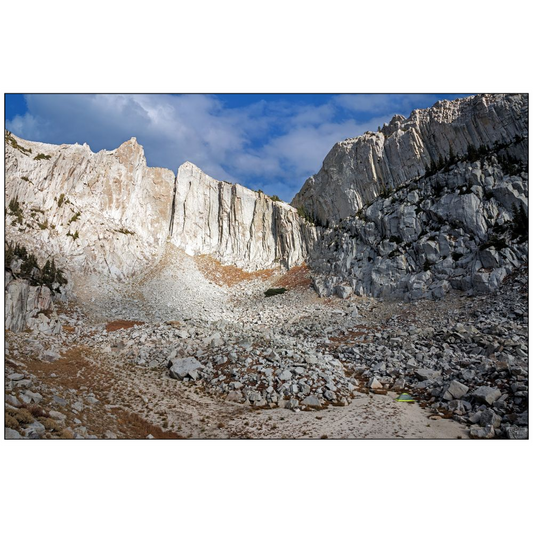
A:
[
  {"xmin": 443, "ymin": 380, "xmax": 469, "ymax": 400},
  {"xmin": 470, "ymin": 425, "xmax": 495, "ymax": 439},
  {"xmin": 302, "ymin": 395, "xmax": 322, "ymax": 407},
  {"xmin": 415, "ymin": 368, "xmax": 441, "ymax": 381},
  {"xmin": 5, "ymin": 428, "xmax": 22, "ymax": 439},
  {"xmin": 506, "ymin": 426, "xmax": 528, "ymax": 439},
  {"xmin": 368, "ymin": 377, "xmax": 383, "ymax": 390},
  {"xmin": 335, "ymin": 285, "xmax": 352, "ymax": 299},
  {"xmin": 471, "ymin": 386, "xmax": 502, "ymax": 405},
  {"xmin": 169, "ymin": 357, "xmax": 203, "ymax": 380}
]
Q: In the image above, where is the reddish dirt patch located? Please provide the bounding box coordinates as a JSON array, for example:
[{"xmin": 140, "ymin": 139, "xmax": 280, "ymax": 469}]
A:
[
  {"xmin": 275, "ymin": 264, "xmax": 312, "ymax": 289},
  {"xmin": 23, "ymin": 344, "xmax": 180, "ymax": 439},
  {"xmin": 194, "ymin": 255, "xmax": 276, "ymax": 287},
  {"xmin": 106, "ymin": 319, "xmax": 145, "ymax": 332}
]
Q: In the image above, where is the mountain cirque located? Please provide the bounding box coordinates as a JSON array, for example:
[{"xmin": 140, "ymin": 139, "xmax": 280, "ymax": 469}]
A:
[{"xmin": 4, "ymin": 94, "xmax": 529, "ymax": 439}]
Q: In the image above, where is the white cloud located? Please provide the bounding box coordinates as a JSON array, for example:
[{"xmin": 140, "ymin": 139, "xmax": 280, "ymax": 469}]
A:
[{"xmin": 6, "ymin": 93, "xmax": 465, "ymax": 202}]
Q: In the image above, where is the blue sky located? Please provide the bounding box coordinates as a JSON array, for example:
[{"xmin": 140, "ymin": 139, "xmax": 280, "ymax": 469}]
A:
[{"xmin": 5, "ymin": 93, "xmax": 471, "ymax": 201}]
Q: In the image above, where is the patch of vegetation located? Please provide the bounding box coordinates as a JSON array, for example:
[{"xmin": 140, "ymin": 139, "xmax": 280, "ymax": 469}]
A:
[
  {"xmin": 380, "ymin": 186, "xmax": 393, "ymax": 199},
  {"xmin": 57, "ymin": 193, "xmax": 66, "ymax": 207},
  {"xmin": 67, "ymin": 230, "xmax": 79, "ymax": 240},
  {"xmin": 20, "ymin": 176, "xmax": 30, "ymax": 182},
  {"xmin": 270, "ymin": 195, "xmax": 282, "ymax": 202},
  {"xmin": 5, "ymin": 241, "xmax": 68, "ymax": 291},
  {"xmin": 296, "ymin": 205, "xmax": 325, "ymax": 227},
  {"xmin": 479, "ymin": 236, "xmax": 507, "ymax": 252},
  {"xmin": 5, "ymin": 414, "xmax": 20, "ymax": 430},
  {"xmin": 69, "ymin": 211, "xmax": 81, "ymax": 224},
  {"xmin": 34, "ymin": 153, "xmax": 51, "ymax": 161},
  {"xmin": 8, "ymin": 196, "xmax": 24, "ymax": 225},
  {"xmin": 5, "ymin": 131, "xmax": 32, "ymax": 155},
  {"xmin": 116, "ymin": 228, "xmax": 135, "ymax": 235},
  {"xmin": 12, "ymin": 408, "xmax": 34, "ymax": 425},
  {"xmin": 511, "ymin": 204, "xmax": 528, "ymax": 242},
  {"xmin": 38, "ymin": 219, "xmax": 49, "ymax": 230},
  {"xmin": 38, "ymin": 417, "xmax": 62, "ymax": 432},
  {"xmin": 264, "ymin": 287, "xmax": 287, "ymax": 297}
]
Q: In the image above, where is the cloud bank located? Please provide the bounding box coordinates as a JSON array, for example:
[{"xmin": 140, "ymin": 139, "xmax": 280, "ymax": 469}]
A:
[{"xmin": 6, "ymin": 93, "xmax": 468, "ymax": 201}]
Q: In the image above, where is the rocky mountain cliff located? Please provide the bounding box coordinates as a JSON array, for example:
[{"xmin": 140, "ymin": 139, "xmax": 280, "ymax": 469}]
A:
[
  {"xmin": 4, "ymin": 93, "xmax": 529, "ymax": 308},
  {"xmin": 169, "ymin": 162, "xmax": 315, "ymax": 271},
  {"xmin": 5, "ymin": 132, "xmax": 314, "ymax": 281},
  {"xmin": 292, "ymin": 94, "xmax": 528, "ymax": 226}
]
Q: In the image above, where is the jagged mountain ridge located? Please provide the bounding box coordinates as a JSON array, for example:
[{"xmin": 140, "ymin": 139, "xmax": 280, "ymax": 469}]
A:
[
  {"xmin": 5, "ymin": 132, "xmax": 313, "ymax": 279},
  {"xmin": 4, "ymin": 93, "xmax": 529, "ymax": 304},
  {"xmin": 292, "ymin": 94, "xmax": 528, "ymax": 226}
]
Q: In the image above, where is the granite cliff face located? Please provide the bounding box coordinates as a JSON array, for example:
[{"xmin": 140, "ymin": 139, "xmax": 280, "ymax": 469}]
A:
[
  {"xmin": 4, "ymin": 93, "xmax": 529, "ymax": 308},
  {"xmin": 299, "ymin": 94, "xmax": 529, "ymax": 300},
  {"xmin": 5, "ymin": 133, "xmax": 314, "ymax": 282},
  {"xmin": 5, "ymin": 133, "xmax": 175, "ymax": 277},
  {"xmin": 170, "ymin": 162, "xmax": 315, "ymax": 270},
  {"xmin": 308, "ymin": 152, "xmax": 528, "ymax": 300},
  {"xmin": 292, "ymin": 94, "xmax": 528, "ymax": 226}
]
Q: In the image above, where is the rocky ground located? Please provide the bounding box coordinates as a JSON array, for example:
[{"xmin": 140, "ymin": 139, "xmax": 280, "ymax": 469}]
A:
[{"xmin": 4, "ymin": 245, "xmax": 528, "ymax": 439}]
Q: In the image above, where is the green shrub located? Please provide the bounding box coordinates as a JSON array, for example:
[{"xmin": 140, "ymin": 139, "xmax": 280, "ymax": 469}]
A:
[
  {"xmin": 34, "ymin": 153, "xmax": 51, "ymax": 161},
  {"xmin": 270, "ymin": 195, "xmax": 281, "ymax": 202},
  {"xmin": 5, "ymin": 414, "xmax": 20, "ymax": 429},
  {"xmin": 57, "ymin": 194, "xmax": 66, "ymax": 207},
  {"xmin": 5, "ymin": 131, "xmax": 32, "ymax": 155},
  {"xmin": 8, "ymin": 196, "xmax": 24, "ymax": 224},
  {"xmin": 264, "ymin": 288, "xmax": 287, "ymax": 297},
  {"xmin": 511, "ymin": 204, "xmax": 528, "ymax": 242},
  {"xmin": 69, "ymin": 212, "xmax": 81, "ymax": 224},
  {"xmin": 13, "ymin": 409, "xmax": 34, "ymax": 425},
  {"xmin": 116, "ymin": 228, "xmax": 135, "ymax": 235},
  {"xmin": 479, "ymin": 236, "xmax": 507, "ymax": 251}
]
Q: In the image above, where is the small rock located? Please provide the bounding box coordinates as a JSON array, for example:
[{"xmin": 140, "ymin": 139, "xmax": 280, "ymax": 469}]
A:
[
  {"xmin": 5, "ymin": 428, "xmax": 22, "ymax": 439},
  {"xmin": 279, "ymin": 370, "xmax": 292, "ymax": 381},
  {"xmin": 302, "ymin": 395, "xmax": 322, "ymax": 407},
  {"xmin": 471, "ymin": 386, "xmax": 502, "ymax": 405},
  {"xmin": 444, "ymin": 380, "xmax": 469, "ymax": 400},
  {"xmin": 506, "ymin": 426, "xmax": 528, "ymax": 439},
  {"xmin": 169, "ymin": 357, "xmax": 203, "ymax": 380},
  {"xmin": 470, "ymin": 425, "xmax": 495, "ymax": 439},
  {"xmin": 415, "ymin": 368, "xmax": 441, "ymax": 381},
  {"xmin": 368, "ymin": 377, "xmax": 383, "ymax": 390},
  {"xmin": 5, "ymin": 394, "xmax": 21, "ymax": 407},
  {"xmin": 225, "ymin": 391, "xmax": 243, "ymax": 403}
]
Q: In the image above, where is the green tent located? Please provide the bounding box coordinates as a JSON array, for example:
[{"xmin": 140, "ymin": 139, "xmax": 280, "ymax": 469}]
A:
[{"xmin": 395, "ymin": 393, "xmax": 415, "ymax": 402}]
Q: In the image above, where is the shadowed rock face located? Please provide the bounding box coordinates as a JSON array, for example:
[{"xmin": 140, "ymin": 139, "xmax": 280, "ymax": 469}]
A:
[{"xmin": 292, "ymin": 94, "xmax": 528, "ymax": 226}]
